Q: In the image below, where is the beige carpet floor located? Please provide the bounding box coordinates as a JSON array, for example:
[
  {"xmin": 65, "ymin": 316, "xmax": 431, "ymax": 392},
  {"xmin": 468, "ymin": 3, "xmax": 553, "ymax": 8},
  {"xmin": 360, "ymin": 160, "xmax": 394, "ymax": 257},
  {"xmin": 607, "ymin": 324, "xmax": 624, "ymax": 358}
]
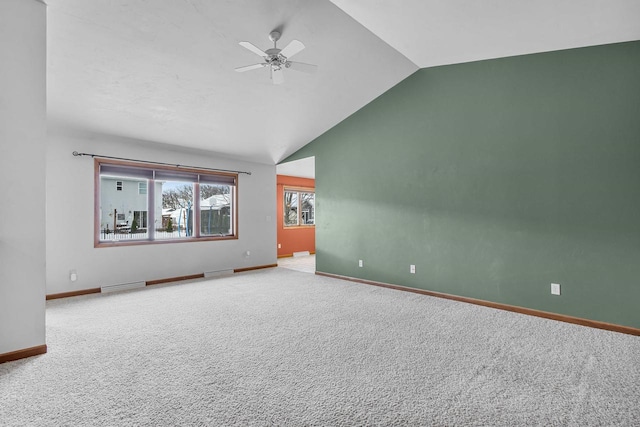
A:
[{"xmin": 1, "ymin": 267, "xmax": 638, "ymax": 426}]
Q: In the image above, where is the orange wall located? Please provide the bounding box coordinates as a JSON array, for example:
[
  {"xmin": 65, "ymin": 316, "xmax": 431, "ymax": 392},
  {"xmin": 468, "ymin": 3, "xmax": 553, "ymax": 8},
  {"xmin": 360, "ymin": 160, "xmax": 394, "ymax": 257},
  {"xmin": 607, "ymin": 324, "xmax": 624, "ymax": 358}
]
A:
[{"xmin": 277, "ymin": 175, "xmax": 315, "ymax": 257}]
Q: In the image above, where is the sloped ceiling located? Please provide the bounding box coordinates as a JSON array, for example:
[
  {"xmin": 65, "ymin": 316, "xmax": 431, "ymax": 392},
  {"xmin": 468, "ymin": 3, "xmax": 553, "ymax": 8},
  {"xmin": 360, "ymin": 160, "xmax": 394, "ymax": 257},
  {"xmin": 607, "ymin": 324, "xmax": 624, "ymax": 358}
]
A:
[
  {"xmin": 329, "ymin": 0, "xmax": 640, "ymax": 68},
  {"xmin": 46, "ymin": 0, "xmax": 417, "ymax": 165},
  {"xmin": 47, "ymin": 0, "xmax": 640, "ymax": 166}
]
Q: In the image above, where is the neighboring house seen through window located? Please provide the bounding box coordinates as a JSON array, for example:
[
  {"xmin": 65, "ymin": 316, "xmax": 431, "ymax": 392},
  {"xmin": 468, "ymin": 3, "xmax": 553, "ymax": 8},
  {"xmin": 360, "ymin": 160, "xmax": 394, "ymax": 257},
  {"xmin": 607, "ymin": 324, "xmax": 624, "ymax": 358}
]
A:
[
  {"xmin": 97, "ymin": 159, "xmax": 237, "ymax": 246},
  {"xmin": 284, "ymin": 189, "xmax": 315, "ymax": 227}
]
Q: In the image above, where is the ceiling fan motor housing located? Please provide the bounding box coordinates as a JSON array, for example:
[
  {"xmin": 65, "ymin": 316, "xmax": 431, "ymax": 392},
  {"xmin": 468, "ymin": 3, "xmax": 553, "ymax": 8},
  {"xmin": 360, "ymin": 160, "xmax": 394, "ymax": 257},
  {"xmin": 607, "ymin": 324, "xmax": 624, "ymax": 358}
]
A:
[{"xmin": 265, "ymin": 47, "xmax": 286, "ymax": 69}]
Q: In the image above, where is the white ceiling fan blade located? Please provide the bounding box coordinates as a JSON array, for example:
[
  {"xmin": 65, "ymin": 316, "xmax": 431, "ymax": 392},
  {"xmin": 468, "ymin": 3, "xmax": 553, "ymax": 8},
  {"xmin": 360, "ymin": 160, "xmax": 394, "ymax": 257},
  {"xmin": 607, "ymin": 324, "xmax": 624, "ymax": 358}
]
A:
[
  {"xmin": 235, "ymin": 63, "xmax": 266, "ymax": 72},
  {"xmin": 271, "ymin": 67, "xmax": 284, "ymax": 85},
  {"xmin": 286, "ymin": 61, "xmax": 317, "ymax": 74},
  {"xmin": 239, "ymin": 41, "xmax": 267, "ymax": 58},
  {"xmin": 279, "ymin": 40, "xmax": 305, "ymax": 59}
]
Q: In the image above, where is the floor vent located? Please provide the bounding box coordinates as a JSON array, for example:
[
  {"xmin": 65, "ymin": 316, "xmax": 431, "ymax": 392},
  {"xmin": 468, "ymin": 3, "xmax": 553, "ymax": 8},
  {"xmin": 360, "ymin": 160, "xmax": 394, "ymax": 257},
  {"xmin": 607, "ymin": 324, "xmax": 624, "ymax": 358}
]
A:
[
  {"xmin": 101, "ymin": 281, "xmax": 146, "ymax": 293},
  {"xmin": 204, "ymin": 269, "xmax": 234, "ymax": 278},
  {"xmin": 293, "ymin": 251, "xmax": 310, "ymax": 257}
]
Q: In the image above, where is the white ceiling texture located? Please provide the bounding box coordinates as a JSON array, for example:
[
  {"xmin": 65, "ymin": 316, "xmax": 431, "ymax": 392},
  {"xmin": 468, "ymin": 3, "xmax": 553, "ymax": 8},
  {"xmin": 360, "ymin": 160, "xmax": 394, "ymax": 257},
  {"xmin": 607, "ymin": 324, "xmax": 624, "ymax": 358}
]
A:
[{"xmin": 47, "ymin": 0, "xmax": 640, "ymax": 172}]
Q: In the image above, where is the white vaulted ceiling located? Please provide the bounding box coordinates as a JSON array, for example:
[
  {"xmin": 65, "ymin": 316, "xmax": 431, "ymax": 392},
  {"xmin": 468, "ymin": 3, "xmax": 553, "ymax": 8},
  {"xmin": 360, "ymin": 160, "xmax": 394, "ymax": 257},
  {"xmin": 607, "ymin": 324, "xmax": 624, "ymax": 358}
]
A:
[
  {"xmin": 46, "ymin": 0, "xmax": 640, "ymax": 165},
  {"xmin": 329, "ymin": 0, "xmax": 640, "ymax": 68}
]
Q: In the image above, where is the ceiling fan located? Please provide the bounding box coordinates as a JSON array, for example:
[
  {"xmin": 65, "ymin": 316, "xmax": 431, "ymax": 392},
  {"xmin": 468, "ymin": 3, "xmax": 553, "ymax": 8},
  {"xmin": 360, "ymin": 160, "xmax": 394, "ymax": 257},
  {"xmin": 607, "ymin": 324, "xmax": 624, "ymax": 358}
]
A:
[{"xmin": 235, "ymin": 31, "xmax": 317, "ymax": 84}]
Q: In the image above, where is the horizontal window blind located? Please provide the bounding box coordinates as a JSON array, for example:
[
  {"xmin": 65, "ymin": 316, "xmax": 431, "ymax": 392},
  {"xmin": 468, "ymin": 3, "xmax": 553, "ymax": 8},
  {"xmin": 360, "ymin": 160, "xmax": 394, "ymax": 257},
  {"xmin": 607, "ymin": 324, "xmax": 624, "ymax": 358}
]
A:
[
  {"xmin": 100, "ymin": 163, "xmax": 236, "ymax": 185},
  {"xmin": 100, "ymin": 164, "xmax": 154, "ymax": 179},
  {"xmin": 199, "ymin": 173, "xmax": 236, "ymax": 186}
]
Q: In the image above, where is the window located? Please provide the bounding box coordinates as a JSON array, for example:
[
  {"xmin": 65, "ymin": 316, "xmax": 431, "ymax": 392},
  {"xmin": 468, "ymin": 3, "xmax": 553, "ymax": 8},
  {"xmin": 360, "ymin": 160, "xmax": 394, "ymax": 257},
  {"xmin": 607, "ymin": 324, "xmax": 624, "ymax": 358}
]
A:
[
  {"xmin": 156, "ymin": 179, "xmax": 195, "ymax": 240},
  {"xmin": 284, "ymin": 189, "xmax": 314, "ymax": 227},
  {"xmin": 200, "ymin": 184, "xmax": 233, "ymax": 236},
  {"xmin": 133, "ymin": 210, "xmax": 147, "ymax": 228},
  {"xmin": 96, "ymin": 159, "xmax": 237, "ymax": 246}
]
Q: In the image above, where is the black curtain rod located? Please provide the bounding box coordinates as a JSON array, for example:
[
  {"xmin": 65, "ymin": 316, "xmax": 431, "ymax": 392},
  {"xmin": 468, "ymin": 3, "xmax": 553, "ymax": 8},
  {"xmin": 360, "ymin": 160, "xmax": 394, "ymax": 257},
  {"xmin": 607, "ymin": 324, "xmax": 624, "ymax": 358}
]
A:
[{"xmin": 72, "ymin": 151, "xmax": 252, "ymax": 175}]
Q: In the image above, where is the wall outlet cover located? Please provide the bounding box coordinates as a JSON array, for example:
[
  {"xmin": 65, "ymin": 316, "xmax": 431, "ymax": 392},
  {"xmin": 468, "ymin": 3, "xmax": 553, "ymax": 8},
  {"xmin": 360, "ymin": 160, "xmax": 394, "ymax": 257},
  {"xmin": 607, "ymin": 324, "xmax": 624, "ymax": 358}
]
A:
[{"xmin": 551, "ymin": 283, "xmax": 561, "ymax": 295}]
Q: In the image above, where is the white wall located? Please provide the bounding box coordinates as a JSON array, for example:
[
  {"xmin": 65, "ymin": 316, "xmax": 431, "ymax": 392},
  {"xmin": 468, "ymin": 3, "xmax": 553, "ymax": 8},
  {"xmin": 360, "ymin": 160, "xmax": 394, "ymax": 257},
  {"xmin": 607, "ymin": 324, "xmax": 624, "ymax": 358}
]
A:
[
  {"xmin": 0, "ymin": 0, "xmax": 47, "ymax": 354},
  {"xmin": 46, "ymin": 132, "xmax": 277, "ymax": 294}
]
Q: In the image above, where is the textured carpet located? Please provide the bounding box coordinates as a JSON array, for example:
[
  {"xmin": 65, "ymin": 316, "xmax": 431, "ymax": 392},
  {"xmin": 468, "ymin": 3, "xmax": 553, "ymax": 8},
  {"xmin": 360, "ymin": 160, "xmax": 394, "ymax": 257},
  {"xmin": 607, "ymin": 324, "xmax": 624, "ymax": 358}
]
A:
[{"xmin": 1, "ymin": 268, "xmax": 638, "ymax": 426}]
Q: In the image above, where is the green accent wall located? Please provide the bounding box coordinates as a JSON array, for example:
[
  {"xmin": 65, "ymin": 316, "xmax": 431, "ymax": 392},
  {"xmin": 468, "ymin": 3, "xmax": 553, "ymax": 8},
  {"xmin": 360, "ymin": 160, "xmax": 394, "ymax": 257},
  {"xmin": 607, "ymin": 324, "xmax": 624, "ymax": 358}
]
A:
[{"xmin": 285, "ymin": 41, "xmax": 640, "ymax": 329}]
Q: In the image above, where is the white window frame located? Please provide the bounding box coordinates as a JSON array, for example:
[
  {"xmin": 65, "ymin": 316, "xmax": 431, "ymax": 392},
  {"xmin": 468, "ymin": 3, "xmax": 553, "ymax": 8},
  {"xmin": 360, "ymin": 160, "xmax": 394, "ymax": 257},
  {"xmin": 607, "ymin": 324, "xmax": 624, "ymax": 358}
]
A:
[{"xmin": 283, "ymin": 188, "xmax": 315, "ymax": 228}]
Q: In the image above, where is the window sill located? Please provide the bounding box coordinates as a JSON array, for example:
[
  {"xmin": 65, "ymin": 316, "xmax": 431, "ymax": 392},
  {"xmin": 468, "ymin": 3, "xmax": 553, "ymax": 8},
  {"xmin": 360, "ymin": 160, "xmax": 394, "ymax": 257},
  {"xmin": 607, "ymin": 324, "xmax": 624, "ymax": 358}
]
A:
[{"xmin": 95, "ymin": 235, "xmax": 238, "ymax": 248}]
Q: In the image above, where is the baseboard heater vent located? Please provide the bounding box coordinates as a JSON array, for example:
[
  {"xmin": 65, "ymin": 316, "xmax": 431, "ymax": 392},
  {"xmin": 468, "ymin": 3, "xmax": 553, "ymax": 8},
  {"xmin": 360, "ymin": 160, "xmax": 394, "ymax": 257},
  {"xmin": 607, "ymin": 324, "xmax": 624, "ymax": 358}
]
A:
[
  {"xmin": 204, "ymin": 269, "xmax": 234, "ymax": 278},
  {"xmin": 293, "ymin": 251, "xmax": 310, "ymax": 257},
  {"xmin": 101, "ymin": 281, "xmax": 146, "ymax": 294}
]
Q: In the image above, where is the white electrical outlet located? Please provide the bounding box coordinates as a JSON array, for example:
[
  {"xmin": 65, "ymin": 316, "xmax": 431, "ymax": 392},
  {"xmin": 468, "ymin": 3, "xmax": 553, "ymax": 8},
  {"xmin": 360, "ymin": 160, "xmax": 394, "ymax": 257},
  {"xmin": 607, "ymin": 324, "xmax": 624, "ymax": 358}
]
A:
[
  {"xmin": 551, "ymin": 283, "xmax": 561, "ymax": 295},
  {"xmin": 69, "ymin": 269, "xmax": 77, "ymax": 282},
  {"xmin": 410, "ymin": 265, "xmax": 416, "ymax": 274},
  {"xmin": 278, "ymin": 243, "xmax": 281, "ymax": 249},
  {"xmin": 358, "ymin": 260, "xmax": 363, "ymax": 267}
]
